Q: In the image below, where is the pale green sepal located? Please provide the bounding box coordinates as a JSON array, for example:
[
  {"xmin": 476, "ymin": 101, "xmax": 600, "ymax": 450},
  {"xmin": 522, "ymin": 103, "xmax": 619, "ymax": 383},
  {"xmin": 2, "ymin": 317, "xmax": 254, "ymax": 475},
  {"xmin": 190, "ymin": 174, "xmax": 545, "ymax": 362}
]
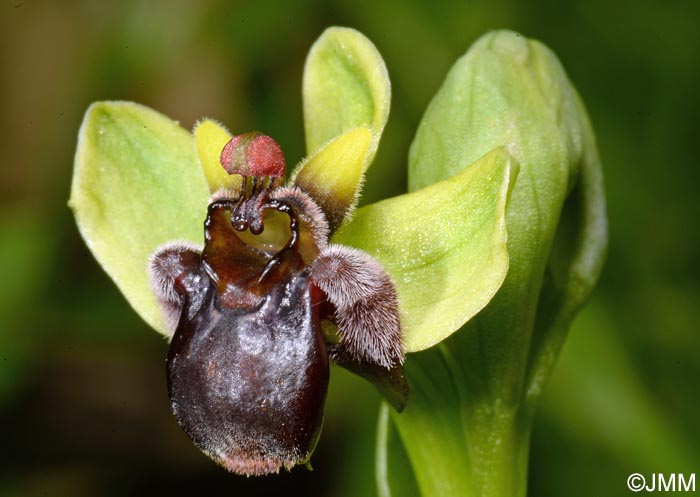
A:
[
  {"xmin": 193, "ymin": 119, "xmax": 240, "ymax": 192},
  {"xmin": 303, "ymin": 26, "xmax": 390, "ymax": 167},
  {"xmin": 334, "ymin": 147, "xmax": 517, "ymax": 352},
  {"xmin": 69, "ymin": 101, "xmax": 209, "ymax": 336}
]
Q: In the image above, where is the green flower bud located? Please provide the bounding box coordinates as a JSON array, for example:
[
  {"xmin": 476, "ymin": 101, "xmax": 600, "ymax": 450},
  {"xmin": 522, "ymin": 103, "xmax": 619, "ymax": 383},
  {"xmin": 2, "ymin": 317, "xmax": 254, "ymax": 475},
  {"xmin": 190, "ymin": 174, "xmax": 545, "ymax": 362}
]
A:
[{"xmin": 379, "ymin": 30, "xmax": 607, "ymax": 497}]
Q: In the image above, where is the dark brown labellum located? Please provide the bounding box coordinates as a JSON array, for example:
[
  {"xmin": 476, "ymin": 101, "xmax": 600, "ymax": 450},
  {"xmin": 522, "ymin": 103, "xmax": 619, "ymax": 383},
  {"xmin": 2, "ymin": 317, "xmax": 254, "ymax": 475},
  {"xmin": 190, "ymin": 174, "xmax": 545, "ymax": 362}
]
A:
[
  {"xmin": 164, "ymin": 200, "xmax": 328, "ymax": 475},
  {"xmin": 150, "ymin": 135, "xmax": 407, "ymax": 475}
]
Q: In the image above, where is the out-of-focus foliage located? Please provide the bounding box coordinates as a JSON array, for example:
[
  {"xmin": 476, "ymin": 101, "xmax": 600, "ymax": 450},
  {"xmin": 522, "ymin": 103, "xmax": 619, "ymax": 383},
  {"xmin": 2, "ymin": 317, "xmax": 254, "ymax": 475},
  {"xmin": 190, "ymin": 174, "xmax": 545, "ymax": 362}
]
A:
[{"xmin": 1, "ymin": 1, "xmax": 698, "ymax": 496}]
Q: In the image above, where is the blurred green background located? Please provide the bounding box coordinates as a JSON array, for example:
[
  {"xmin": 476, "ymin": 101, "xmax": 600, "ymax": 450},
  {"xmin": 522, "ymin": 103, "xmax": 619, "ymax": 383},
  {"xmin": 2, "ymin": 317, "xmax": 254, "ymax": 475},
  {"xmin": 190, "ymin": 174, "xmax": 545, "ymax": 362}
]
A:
[{"xmin": 1, "ymin": 1, "xmax": 698, "ymax": 496}]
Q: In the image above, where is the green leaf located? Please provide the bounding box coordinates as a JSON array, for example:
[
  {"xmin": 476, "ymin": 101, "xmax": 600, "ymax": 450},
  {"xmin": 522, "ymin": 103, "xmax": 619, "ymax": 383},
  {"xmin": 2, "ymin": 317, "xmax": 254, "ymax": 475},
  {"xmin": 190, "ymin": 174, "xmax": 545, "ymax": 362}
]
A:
[
  {"xmin": 69, "ymin": 101, "xmax": 208, "ymax": 336},
  {"xmin": 194, "ymin": 118, "xmax": 240, "ymax": 193},
  {"xmin": 334, "ymin": 147, "xmax": 517, "ymax": 352},
  {"xmin": 291, "ymin": 127, "xmax": 372, "ymax": 231}
]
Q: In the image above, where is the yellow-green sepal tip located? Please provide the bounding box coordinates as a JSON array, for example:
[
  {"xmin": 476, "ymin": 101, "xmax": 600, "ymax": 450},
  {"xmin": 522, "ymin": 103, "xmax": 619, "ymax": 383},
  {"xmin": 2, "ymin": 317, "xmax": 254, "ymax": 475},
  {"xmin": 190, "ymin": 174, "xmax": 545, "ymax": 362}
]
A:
[{"xmin": 194, "ymin": 118, "xmax": 241, "ymax": 193}]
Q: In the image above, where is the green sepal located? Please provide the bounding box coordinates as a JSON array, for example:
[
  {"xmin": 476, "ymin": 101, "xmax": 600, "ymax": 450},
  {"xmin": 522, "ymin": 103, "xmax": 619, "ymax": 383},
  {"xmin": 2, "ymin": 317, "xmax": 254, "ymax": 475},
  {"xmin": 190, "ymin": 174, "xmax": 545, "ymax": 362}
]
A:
[
  {"xmin": 193, "ymin": 118, "xmax": 240, "ymax": 193},
  {"xmin": 69, "ymin": 101, "xmax": 208, "ymax": 336},
  {"xmin": 334, "ymin": 147, "xmax": 517, "ymax": 352}
]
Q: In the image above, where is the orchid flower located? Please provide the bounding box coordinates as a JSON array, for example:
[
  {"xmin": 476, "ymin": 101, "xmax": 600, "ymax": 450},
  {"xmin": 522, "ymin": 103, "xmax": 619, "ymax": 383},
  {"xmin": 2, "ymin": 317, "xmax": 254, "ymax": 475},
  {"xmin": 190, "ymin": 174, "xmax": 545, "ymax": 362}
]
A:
[{"xmin": 70, "ymin": 26, "xmax": 604, "ymax": 495}]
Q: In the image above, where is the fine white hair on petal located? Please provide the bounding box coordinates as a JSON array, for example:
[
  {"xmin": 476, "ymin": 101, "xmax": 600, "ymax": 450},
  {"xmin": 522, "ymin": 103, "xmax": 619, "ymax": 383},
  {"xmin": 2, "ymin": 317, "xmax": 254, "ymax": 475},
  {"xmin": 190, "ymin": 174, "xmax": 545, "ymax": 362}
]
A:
[
  {"xmin": 270, "ymin": 186, "xmax": 330, "ymax": 250},
  {"xmin": 310, "ymin": 244, "xmax": 403, "ymax": 368},
  {"xmin": 209, "ymin": 187, "xmax": 241, "ymax": 203},
  {"xmin": 148, "ymin": 240, "xmax": 203, "ymax": 333},
  {"xmin": 200, "ymin": 429, "xmax": 306, "ymax": 476}
]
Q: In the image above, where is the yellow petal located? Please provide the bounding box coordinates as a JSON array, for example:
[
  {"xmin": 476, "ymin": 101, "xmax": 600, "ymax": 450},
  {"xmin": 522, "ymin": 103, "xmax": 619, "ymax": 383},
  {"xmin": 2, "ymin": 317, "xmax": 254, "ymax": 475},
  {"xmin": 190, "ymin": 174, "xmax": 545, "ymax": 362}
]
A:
[{"xmin": 194, "ymin": 119, "xmax": 241, "ymax": 192}]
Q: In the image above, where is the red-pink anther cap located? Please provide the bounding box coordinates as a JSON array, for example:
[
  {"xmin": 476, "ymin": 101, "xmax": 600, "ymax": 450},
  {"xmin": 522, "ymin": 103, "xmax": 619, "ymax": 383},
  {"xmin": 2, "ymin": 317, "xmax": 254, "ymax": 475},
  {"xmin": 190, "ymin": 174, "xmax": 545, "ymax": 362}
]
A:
[{"xmin": 220, "ymin": 132, "xmax": 286, "ymax": 178}]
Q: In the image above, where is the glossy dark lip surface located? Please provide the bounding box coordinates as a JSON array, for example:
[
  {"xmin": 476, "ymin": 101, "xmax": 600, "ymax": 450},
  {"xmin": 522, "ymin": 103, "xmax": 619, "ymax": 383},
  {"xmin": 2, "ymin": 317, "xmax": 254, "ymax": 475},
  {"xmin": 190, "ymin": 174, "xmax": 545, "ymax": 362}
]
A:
[
  {"xmin": 165, "ymin": 198, "xmax": 329, "ymax": 476},
  {"xmin": 152, "ymin": 170, "xmax": 406, "ymax": 475},
  {"xmin": 167, "ymin": 267, "xmax": 328, "ymax": 475}
]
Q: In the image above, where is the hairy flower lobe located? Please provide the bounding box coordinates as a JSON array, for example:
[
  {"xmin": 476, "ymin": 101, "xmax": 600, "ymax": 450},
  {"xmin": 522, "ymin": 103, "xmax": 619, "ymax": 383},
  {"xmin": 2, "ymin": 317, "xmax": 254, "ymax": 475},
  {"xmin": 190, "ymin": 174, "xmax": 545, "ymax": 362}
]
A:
[{"xmin": 150, "ymin": 132, "xmax": 406, "ymax": 475}]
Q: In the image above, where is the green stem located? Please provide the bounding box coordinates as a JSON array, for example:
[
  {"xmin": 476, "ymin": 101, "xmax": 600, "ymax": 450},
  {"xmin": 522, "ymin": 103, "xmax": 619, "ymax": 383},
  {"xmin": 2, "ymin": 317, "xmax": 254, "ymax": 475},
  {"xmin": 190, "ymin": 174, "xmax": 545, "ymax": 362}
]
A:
[
  {"xmin": 378, "ymin": 348, "xmax": 533, "ymax": 497},
  {"xmin": 463, "ymin": 404, "xmax": 531, "ymax": 497}
]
